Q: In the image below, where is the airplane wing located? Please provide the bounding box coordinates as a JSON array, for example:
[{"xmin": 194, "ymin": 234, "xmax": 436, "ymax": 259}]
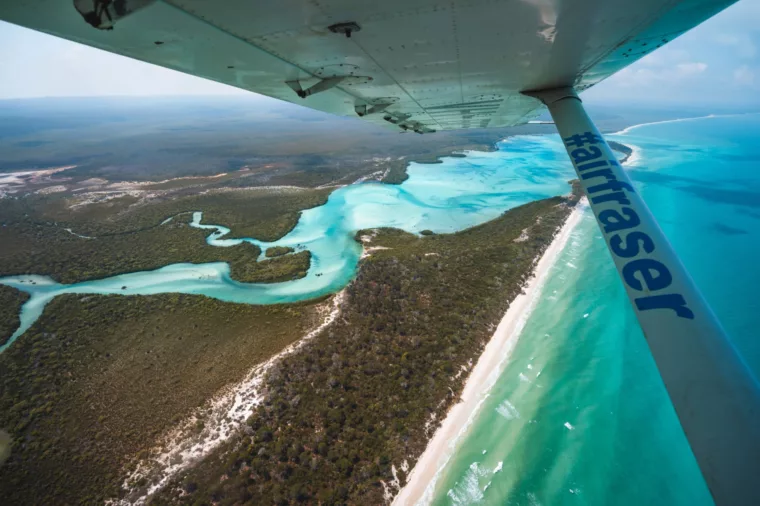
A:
[{"xmin": 0, "ymin": 0, "xmax": 736, "ymax": 132}]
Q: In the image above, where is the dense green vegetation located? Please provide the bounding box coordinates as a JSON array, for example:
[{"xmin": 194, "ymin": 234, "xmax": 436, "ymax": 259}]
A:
[
  {"xmin": 35, "ymin": 188, "xmax": 332, "ymax": 240},
  {"xmin": 266, "ymin": 246, "xmax": 296, "ymax": 258},
  {"xmin": 0, "ymin": 293, "xmax": 322, "ymax": 506},
  {"xmin": 235, "ymin": 251, "xmax": 311, "ymax": 283},
  {"xmin": 0, "ymin": 189, "xmax": 328, "ymax": 284},
  {"xmin": 0, "ymin": 430, "xmax": 9, "ymax": 467},
  {"xmin": 152, "ymin": 189, "xmax": 580, "ymax": 505},
  {"xmin": 0, "ymin": 215, "xmax": 294, "ymax": 285},
  {"xmin": 189, "ymin": 190, "xmax": 332, "ymax": 242},
  {"xmin": 0, "ymin": 287, "xmax": 29, "ymax": 346},
  {"xmin": 380, "ymin": 160, "xmax": 411, "ymax": 185}
]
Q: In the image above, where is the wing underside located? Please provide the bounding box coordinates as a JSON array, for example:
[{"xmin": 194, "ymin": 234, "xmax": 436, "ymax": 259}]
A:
[{"xmin": 0, "ymin": 0, "xmax": 737, "ymax": 131}]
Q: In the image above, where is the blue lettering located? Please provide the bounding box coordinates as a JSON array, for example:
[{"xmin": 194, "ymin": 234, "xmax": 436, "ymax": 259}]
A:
[
  {"xmin": 564, "ymin": 132, "xmax": 603, "ymax": 148},
  {"xmin": 599, "ymin": 207, "xmax": 640, "ymax": 233},
  {"xmin": 592, "ymin": 191, "xmax": 631, "ymax": 206},
  {"xmin": 576, "ymin": 159, "xmax": 608, "ymax": 172},
  {"xmin": 570, "ymin": 146, "xmax": 602, "ymax": 164},
  {"xmin": 565, "ymin": 137, "xmax": 693, "ymax": 320},
  {"xmin": 623, "ymin": 258, "xmax": 673, "ymax": 292},
  {"xmin": 610, "ymin": 231, "xmax": 655, "ymax": 258},
  {"xmin": 635, "ymin": 294, "xmax": 694, "ymax": 319},
  {"xmin": 581, "ymin": 168, "xmax": 613, "ymax": 182},
  {"xmin": 587, "ymin": 179, "xmax": 634, "ymax": 195}
]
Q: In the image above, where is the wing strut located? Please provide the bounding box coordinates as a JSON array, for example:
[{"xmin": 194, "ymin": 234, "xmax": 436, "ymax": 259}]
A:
[{"xmin": 528, "ymin": 87, "xmax": 760, "ymax": 506}]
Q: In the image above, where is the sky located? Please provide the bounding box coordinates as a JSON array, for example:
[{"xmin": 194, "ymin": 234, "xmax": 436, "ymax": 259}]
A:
[
  {"xmin": 0, "ymin": 1, "xmax": 758, "ymax": 108},
  {"xmin": 583, "ymin": 0, "xmax": 760, "ymax": 107}
]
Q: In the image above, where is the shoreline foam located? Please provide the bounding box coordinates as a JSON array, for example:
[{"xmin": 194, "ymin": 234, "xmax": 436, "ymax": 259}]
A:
[
  {"xmin": 393, "ymin": 202, "xmax": 586, "ymax": 506},
  {"xmin": 622, "ymin": 143, "xmax": 642, "ymax": 167},
  {"xmin": 610, "ymin": 112, "xmax": 760, "ymax": 136},
  {"xmin": 613, "ymin": 115, "xmax": 718, "ymax": 135}
]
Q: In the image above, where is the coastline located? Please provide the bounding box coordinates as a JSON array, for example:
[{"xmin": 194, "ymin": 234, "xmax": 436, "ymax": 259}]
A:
[
  {"xmin": 624, "ymin": 143, "xmax": 642, "ymax": 166},
  {"xmin": 393, "ymin": 201, "xmax": 586, "ymax": 506},
  {"xmin": 613, "ymin": 114, "xmax": 718, "ymax": 135}
]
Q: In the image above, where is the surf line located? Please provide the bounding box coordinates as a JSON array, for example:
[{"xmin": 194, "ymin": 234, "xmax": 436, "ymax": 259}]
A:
[{"xmin": 566, "ymin": 132, "xmax": 693, "ymax": 319}]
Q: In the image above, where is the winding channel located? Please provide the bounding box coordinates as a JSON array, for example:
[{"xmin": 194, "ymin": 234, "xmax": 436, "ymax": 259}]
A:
[{"xmin": 0, "ymin": 135, "xmax": 575, "ymax": 352}]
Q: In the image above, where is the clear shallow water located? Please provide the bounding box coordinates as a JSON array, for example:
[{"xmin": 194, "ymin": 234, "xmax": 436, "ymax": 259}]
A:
[
  {"xmin": 0, "ymin": 136, "xmax": 575, "ymax": 352},
  {"xmin": 427, "ymin": 114, "xmax": 760, "ymax": 506}
]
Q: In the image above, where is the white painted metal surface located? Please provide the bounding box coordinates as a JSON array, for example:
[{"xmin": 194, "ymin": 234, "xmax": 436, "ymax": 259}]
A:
[
  {"xmin": 0, "ymin": 0, "xmax": 738, "ymax": 131},
  {"xmin": 537, "ymin": 87, "xmax": 760, "ymax": 506}
]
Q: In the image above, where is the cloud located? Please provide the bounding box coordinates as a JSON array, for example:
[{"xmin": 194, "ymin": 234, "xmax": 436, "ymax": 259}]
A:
[
  {"xmin": 614, "ymin": 49, "xmax": 706, "ymax": 85},
  {"xmin": 734, "ymin": 65, "xmax": 755, "ymax": 85},
  {"xmin": 676, "ymin": 62, "xmax": 708, "ymax": 75},
  {"xmin": 715, "ymin": 33, "xmax": 757, "ymax": 59},
  {"xmin": 584, "ymin": 0, "xmax": 760, "ymax": 106},
  {"xmin": 606, "ymin": 60, "xmax": 707, "ymax": 89},
  {"xmin": 0, "ymin": 20, "xmax": 249, "ymax": 98}
]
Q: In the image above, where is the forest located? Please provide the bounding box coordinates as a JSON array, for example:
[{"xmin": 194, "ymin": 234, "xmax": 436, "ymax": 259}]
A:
[
  {"xmin": 0, "ymin": 188, "xmax": 329, "ymax": 284},
  {"xmin": 0, "ymin": 286, "xmax": 29, "ymax": 346},
  {"xmin": 266, "ymin": 246, "xmax": 296, "ymax": 258},
  {"xmin": 0, "ymin": 292, "xmax": 323, "ymax": 505}
]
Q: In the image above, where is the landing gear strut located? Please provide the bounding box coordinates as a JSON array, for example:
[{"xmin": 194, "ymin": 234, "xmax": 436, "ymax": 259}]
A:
[{"xmin": 529, "ymin": 87, "xmax": 760, "ymax": 506}]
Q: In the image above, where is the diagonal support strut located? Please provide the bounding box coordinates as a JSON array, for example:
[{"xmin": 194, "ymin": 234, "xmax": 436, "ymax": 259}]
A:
[{"xmin": 526, "ymin": 86, "xmax": 760, "ymax": 506}]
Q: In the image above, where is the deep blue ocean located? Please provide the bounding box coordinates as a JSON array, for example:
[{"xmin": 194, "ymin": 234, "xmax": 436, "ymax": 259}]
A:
[{"xmin": 424, "ymin": 114, "xmax": 760, "ymax": 505}]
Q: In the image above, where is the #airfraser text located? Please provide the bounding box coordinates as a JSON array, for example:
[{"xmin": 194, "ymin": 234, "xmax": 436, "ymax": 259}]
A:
[{"xmin": 563, "ymin": 131, "xmax": 694, "ymax": 320}]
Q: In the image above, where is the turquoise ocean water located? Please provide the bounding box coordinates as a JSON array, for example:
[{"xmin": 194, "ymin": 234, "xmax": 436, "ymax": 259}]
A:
[{"xmin": 425, "ymin": 114, "xmax": 760, "ymax": 506}]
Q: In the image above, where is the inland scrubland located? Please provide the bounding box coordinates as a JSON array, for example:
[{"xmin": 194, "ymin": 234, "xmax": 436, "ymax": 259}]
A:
[
  {"xmin": 0, "ymin": 286, "xmax": 29, "ymax": 347},
  {"xmin": 0, "ymin": 294, "xmax": 322, "ymax": 505},
  {"xmin": 0, "ymin": 177, "xmax": 580, "ymax": 504},
  {"xmin": 0, "ymin": 188, "xmax": 331, "ymax": 286}
]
